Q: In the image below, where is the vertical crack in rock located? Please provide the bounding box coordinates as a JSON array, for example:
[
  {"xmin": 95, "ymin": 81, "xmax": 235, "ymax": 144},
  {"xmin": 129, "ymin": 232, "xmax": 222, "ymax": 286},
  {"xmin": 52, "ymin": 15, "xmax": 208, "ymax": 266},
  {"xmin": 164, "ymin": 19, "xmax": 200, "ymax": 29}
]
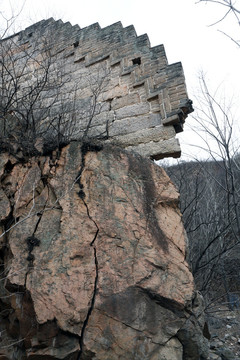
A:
[
  {"xmin": 75, "ymin": 142, "xmax": 102, "ymax": 359},
  {"xmin": 24, "ymin": 178, "xmax": 52, "ymax": 287},
  {"xmin": 24, "ymin": 198, "xmax": 47, "ymax": 288},
  {"xmin": 0, "ymin": 161, "xmax": 18, "ymax": 239},
  {"xmin": 75, "ymin": 142, "xmax": 103, "ymax": 200},
  {"xmin": 77, "ymin": 240, "xmax": 99, "ymax": 360},
  {"xmin": 77, "ymin": 204, "xmax": 99, "ymax": 359}
]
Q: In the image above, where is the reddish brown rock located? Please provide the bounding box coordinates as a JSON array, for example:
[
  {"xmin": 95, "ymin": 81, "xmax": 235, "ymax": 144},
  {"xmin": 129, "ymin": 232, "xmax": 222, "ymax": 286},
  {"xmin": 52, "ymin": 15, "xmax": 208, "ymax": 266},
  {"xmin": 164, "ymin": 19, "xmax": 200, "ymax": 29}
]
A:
[
  {"xmin": 0, "ymin": 189, "xmax": 10, "ymax": 222},
  {"xmin": 0, "ymin": 143, "xmax": 208, "ymax": 359}
]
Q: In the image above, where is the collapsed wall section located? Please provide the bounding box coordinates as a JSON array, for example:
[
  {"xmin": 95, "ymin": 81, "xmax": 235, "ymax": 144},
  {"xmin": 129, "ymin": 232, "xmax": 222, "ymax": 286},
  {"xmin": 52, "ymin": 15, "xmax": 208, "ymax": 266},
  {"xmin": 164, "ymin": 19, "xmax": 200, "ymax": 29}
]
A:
[{"xmin": 0, "ymin": 18, "xmax": 193, "ymax": 159}]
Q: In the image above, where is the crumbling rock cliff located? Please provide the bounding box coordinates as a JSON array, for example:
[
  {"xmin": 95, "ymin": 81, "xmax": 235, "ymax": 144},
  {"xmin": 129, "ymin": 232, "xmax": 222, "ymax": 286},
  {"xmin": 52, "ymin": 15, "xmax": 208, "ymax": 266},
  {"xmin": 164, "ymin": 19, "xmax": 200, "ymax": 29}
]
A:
[{"xmin": 0, "ymin": 143, "xmax": 209, "ymax": 359}]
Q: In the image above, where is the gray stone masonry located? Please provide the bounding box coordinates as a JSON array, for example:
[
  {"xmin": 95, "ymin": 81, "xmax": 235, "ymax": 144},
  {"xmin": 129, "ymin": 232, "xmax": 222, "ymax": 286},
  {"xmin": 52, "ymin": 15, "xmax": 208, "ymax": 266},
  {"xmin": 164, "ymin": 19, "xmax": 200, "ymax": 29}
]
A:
[{"xmin": 0, "ymin": 18, "xmax": 193, "ymax": 159}]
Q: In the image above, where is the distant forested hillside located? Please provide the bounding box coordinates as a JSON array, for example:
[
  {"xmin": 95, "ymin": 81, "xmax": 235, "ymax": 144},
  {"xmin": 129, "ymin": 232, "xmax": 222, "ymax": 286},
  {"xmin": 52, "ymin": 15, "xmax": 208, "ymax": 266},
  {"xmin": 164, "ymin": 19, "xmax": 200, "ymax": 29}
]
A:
[{"xmin": 165, "ymin": 158, "xmax": 240, "ymax": 311}]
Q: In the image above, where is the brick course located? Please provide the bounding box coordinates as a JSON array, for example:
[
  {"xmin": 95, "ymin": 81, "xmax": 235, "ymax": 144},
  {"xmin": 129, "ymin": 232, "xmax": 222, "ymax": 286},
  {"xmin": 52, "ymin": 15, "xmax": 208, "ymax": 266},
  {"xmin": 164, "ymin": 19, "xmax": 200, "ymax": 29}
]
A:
[{"xmin": 0, "ymin": 18, "xmax": 193, "ymax": 159}]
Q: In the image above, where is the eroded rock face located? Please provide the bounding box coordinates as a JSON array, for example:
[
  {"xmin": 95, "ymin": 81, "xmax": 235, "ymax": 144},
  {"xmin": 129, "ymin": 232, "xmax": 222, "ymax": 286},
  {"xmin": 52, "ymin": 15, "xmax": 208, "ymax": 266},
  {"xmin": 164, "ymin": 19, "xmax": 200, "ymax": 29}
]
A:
[{"xmin": 0, "ymin": 143, "xmax": 208, "ymax": 359}]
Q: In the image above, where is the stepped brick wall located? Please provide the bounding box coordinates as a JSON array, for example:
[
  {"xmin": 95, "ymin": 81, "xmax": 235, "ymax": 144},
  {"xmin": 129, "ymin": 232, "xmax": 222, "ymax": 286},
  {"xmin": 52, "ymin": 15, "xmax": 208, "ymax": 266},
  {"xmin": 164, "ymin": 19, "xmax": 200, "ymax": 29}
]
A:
[{"xmin": 0, "ymin": 18, "xmax": 193, "ymax": 159}]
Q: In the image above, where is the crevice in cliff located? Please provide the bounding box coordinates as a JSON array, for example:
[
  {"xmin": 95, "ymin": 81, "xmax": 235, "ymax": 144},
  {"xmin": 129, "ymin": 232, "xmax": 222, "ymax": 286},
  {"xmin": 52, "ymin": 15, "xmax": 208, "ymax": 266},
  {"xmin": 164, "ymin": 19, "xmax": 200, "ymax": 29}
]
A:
[
  {"xmin": 76, "ymin": 197, "xmax": 99, "ymax": 358},
  {"xmin": 77, "ymin": 178, "xmax": 99, "ymax": 358},
  {"xmin": 77, "ymin": 237, "xmax": 99, "ymax": 359},
  {"xmin": 23, "ymin": 185, "xmax": 50, "ymax": 287},
  {"xmin": 1, "ymin": 159, "xmax": 15, "ymax": 180},
  {"xmin": 75, "ymin": 142, "xmax": 102, "ymax": 359},
  {"xmin": 1, "ymin": 206, "xmax": 15, "ymax": 240},
  {"xmin": 0, "ymin": 160, "xmax": 17, "ymax": 235},
  {"xmin": 137, "ymin": 286, "xmax": 184, "ymax": 316},
  {"xmin": 1, "ymin": 159, "xmax": 44, "ymax": 242},
  {"xmin": 75, "ymin": 142, "xmax": 103, "ymax": 201}
]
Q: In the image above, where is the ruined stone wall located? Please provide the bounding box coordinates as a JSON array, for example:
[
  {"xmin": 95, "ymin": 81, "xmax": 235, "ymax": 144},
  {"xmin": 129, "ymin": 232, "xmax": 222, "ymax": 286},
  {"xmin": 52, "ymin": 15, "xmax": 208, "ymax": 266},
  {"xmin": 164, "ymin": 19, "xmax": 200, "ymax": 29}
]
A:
[
  {"xmin": 0, "ymin": 18, "xmax": 193, "ymax": 159},
  {"xmin": 0, "ymin": 19, "xmax": 210, "ymax": 359}
]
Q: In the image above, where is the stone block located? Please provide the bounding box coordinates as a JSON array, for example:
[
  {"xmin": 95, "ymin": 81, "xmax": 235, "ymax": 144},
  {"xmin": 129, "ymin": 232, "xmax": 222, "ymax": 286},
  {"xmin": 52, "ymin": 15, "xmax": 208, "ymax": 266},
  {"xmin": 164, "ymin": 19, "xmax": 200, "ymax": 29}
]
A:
[
  {"xmin": 115, "ymin": 103, "xmax": 150, "ymax": 120},
  {"xmin": 125, "ymin": 137, "xmax": 181, "ymax": 160},
  {"xmin": 100, "ymin": 84, "xmax": 129, "ymax": 101},
  {"xmin": 108, "ymin": 125, "xmax": 176, "ymax": 147},
  {"xmin": 109, "ymin": 113, "xmax": 161, "ymax": 137},
  {"xmin": 111, "ymin": 93, "xmax": 140, "ymax": 110},
  {"xmin": 162, "ymin": 114, "xmax": 180, "ymax": 126}
]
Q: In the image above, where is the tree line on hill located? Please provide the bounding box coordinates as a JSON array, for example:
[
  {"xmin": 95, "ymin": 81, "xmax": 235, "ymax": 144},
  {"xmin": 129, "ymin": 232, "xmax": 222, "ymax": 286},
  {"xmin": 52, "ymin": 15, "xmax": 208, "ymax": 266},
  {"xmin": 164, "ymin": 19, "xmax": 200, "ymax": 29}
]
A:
[{"xmin": 165, "ymin": 156, "xmax": 240, "ymax": 311}]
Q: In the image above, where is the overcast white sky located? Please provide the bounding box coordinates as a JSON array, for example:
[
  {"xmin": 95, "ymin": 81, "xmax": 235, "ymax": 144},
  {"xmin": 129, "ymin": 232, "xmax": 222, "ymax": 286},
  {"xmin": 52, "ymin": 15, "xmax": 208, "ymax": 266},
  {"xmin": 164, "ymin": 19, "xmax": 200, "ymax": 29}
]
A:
[{"xmin": 1, "ymin": 0, "xmax": 240, "ymax": 161}]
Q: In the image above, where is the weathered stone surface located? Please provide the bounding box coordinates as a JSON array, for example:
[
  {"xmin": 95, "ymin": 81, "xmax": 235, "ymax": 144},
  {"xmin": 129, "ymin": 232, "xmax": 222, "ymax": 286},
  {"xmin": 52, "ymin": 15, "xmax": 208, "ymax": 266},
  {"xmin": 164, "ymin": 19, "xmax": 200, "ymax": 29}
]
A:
[
  {"xmin": 0, "ymin": 189, "xmax": 10, "ymax": 221},
  {"xmin": 177, "ymin": 292, "xmax": 210, "ymax": 360},
  {"xmin": 0, "ymin": 18, "xmax": 193, "ymax": 160},
  {"xmin": 114, "ymin": 103, "xmax": 150, "ymax": 120},
  {"xmin": 0, "ymin": 152, "xmax": 11, "ymax": 178},
  {"xmin": 109, "ymin": 113, "xmax": 161, "ymax": 137},
  {"xmin": 126, "ymin": 137, "xmax": 182, "ymax": 160},
  {"xmin": 111, "ymin": 93, "xmax": 140, "ymax": 110},
  {"xmin": 0, "ymin": 143, "xmax": 208, "ymax": 359},
  {"xmin": 107, "ymin": 124, "xmax": 176, "ymax": 148}
]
